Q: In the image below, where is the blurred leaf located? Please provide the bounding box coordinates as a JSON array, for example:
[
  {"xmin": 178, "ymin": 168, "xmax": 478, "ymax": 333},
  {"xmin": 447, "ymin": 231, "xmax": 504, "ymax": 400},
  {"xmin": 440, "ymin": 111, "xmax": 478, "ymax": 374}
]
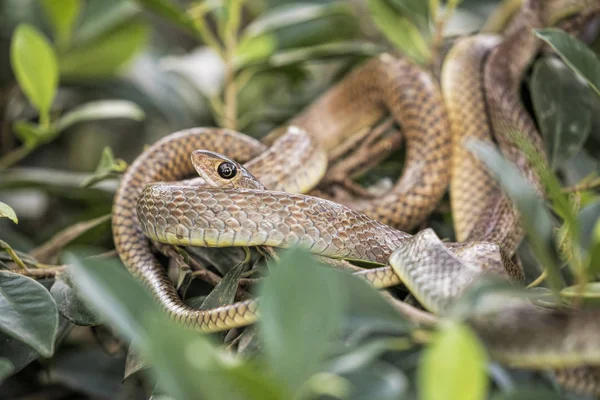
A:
[
  {"xmin": 531, "ymin": 57, "xmax": 592, "ymax": 169},
  {"xmin": 200, "ymin": 261, "xmax": 246, "ymax": 310},
  {"xmin": 0, "ymin": 271, "xmax": 59, "ymax": 357},
  {"xmin": 419, "ymin": 322, "xmax": 488, "ymax": 400},
  {"xmin": 60, "ymin": 21, "xmax": 149, "ymax": 79},
  {"xmin": 0, "ymin": 358, "xmax": 14, "ymax": 381},
  {"xmin": 561, "ymin": 282, "xmax": 600, "ymax": 302},
  {"xmin": 75, "ymin": 0, "xmax": 141, "ymax": 45},
  {"xmin": 256, "ymin": 41, "xmax": 382, "ymax": 70},
  {"xmin": 67, "ymin": 251, "xmax": 284, "ymax": 400},
  {"xmin": 0, "ymin": 202, "xmax": 18, "ymax": 224},
  {"xmin": 388, "ymin": 0, "xmax": 430, "ymax": 25},
  {"xmin": 467, "ymin": 140, "xmax": 565, "ymax": 292},
  {"xmin": 124, "ymin": 346, "xmax": 148, "ymax": 380},
  {"xmin": 81, "ymin": 147, "xmax": 128, "ymax": 188},
  {"xmin": 50, "ymin": 268, "xmax": 104, "ymax": 326},
  {"xmin": 259, "ymin": 249, "xmax": 345, "ymax": 393},
  {"xmin": 41, "ymin": 0, "xmax": 81, "ymax": 47},
  {"xmin": 55, "ymin": 100, "xmax": 145, "ymax": 132},
  {"xmin": 367, "ymin": 0, "xmax": 430, "ymax": 65},
  {"xmin": 336, "ymin": 360, "xmax": 408, "ymax": 400},
  {"xmin": 0, "ymin": 330, "xmax": 40, "ymax": 377},
  {"xmin": 237, "ymin": 3, "xmax": 357, "ymax": 67},
  {"xmin": 133, "ymin": 0, "xmax": 199, "ymax": 36},
  {"xmin": 535, "ymin": 29, "xmax": 600, "ymax": 97},
  {"xmin": 12, "ymin": 120, "xmax": 52, "ymax": 148},
  {"xmin": 49, "ymin": 349, "xmax": 125, "ymax": 399},
  {"xmin": 10, "ymin": 24, "xmax": 58, "ymax": 119},
  {"xmin": 590, "ymin": 217, "xmax": 600, "ymax": 276}
]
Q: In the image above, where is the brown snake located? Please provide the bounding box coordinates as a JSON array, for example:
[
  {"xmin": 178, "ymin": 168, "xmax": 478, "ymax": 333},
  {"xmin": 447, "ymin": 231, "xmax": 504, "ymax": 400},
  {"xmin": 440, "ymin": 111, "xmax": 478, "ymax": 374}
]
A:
[{"xmin": 112, "ymin": 0, "xmax": 600, "ymax": 394}]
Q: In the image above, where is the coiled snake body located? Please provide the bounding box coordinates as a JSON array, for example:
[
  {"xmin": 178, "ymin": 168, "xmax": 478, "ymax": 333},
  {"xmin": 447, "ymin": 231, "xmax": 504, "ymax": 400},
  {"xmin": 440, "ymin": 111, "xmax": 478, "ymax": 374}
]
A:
[{"xmin": 112, "ymin": 0, "xmax": 600, "ymax": 394}]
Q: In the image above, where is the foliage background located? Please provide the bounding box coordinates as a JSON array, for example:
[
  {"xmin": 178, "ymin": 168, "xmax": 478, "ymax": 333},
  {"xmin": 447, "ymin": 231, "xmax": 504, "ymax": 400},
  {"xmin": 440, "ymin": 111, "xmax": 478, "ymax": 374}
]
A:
[{"xmin": 1, "ymin": 0, "xmax": 600, "ymax": 399}]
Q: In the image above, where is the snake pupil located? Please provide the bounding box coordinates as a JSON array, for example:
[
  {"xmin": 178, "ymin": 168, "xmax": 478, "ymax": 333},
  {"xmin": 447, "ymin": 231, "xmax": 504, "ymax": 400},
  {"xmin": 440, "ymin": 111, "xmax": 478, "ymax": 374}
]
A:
[{"xmin": 217, "ymin": 162, "xmax": 237, "ymax": 179}]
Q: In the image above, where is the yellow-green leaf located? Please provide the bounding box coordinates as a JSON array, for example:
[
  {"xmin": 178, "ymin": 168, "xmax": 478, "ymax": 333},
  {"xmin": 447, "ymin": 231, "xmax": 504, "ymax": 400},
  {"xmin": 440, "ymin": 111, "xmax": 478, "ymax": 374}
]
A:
[
  {"xmin": 0, "ymin": 201, "xmax": 18, "ymax": 224},
  {"xmin": 419, "ymin": 322, "xmax": 488, "ymax": 400},
  {"xmin": 59, "ymin": 22, "xmax": 149, "ymax": 79},
  {"xmin": 10, "ymin": 24, "xmax": 58, "ymax": 117},
  {"xmin": 41, "ymin": 0, "xmax": 81, "ymax": 47}
]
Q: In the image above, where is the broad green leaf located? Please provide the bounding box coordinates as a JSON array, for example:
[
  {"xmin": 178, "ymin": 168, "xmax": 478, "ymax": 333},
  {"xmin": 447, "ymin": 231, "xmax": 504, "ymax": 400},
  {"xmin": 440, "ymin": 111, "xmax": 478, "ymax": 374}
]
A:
[
  {"xmin": 0, "ymin": 271, "xmax": 59, "ymax": 357},
  {"xmin": 50, "ymin": 268, "xmax": 104, "ymax": 326},
  {"xmin": 200, "ymin": 261, "xmax": 247, "ymax": 310},
  {"xmin": 467, "ymin": 140, "xmax": 565, "ymax": 292},
  {"xmin": 367, "ymin": 0, "xmax": 430, "ymax": 65},
  {"xmin": 259, "ymin": 248, "xmax": 345, "ymax": 394},
  {"xmin": 419, "ymin": 322, "xmax": 488, "ymax": 400},
  {"xmin": 54, "ymin": 100, "xmax": 145, "ymax": 132},
  {"xmin": 0, "ymin": 330, "xmax": 40, "ymax": 377},
  {"xmin": 531, "ymin": 57, "xmax": 592, "ymax": 169},
  {"xmin": 590, "ymin": 217, "xmax": 600, "ymax": 275},
  {"xmin": 535, "ymin": 29, "xmax": 600, "ymax": 97},
  {"xmin": 0, "ymin": 201, "xmax": 17, "ymax": 224},
  {"xmin": 133, "ymin": 0, "xmax": 199, "ymax": 36},
  {"xmin": 335, "ymin": 360, "xmax": 407, "ymax": 400},
  {"xmin": 10, "ymin": 24, "xmax": 58, "ymax": 118},
  {"xmin": 67, "ymin": 251, "xmax": 284, "ymax": 400},
  {"xmin": 0, "ymin": 358, "xmax": 14, "ymax": 381},
  {"xmin": 41, "ymin": 0, "xmax": 81, "ymax": 47},
  {"xmin": 60, "ymin": 22, "xmax": 149, "ymax": 79}
]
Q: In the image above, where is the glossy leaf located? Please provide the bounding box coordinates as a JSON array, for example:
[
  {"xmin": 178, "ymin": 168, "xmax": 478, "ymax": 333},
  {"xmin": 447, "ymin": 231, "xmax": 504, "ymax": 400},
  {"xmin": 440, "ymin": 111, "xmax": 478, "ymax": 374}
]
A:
[
  {"xmin": 60, "ymin": 22, "xmax": 149, "ymax": 79},
  {"xmin": 10, "ymin": 24, "xmax": 58, "ymax": 117},
  {"xmin": 258, "ymin": 249, "xmax": 345, "ymax": 393},
  {"xmin": 367, "ymin": 0, "xmax": 430, "ymax": 65},
  {"xmin": 50, "ymin": 268, "xmax": 104, "ymax": 326},
  {"xmin": 535, "ymin": 29, "xmax": 600, "ymax": 98},
  {"xmin": 0, "ymin": 330, "xmax": 40, "ymax": 377},
  {"xmin": 467, "ymin": 140, "xmax": 565, "ymax": 292},
  {"xmin": 55, "ymin": 100, "xmax": 145, "ymax": 133},
  {"xmin": 419, "ymin": 322, "xmax": 488, "ymax": 400},
  {"xmin": 531, "ymin": 57, "xmax": 592, "ymax": 169},
  {"xmin": 0, "ymin": 202, "xmax": 17, "ymax": 224},
  {"xmin": 0, "ymin": 272, "xmax": 59, "ymax": 357},
  {"xmin": 41, "ymin": 0, "xmax": 81, "ymax": 47}
]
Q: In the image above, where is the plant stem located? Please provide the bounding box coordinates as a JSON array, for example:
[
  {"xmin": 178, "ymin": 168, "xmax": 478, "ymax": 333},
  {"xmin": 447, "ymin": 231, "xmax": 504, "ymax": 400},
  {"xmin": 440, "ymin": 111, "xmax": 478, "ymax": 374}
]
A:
[{"xmin": 0, "ymin": 145, "xmax": 33, "ymax": 169}]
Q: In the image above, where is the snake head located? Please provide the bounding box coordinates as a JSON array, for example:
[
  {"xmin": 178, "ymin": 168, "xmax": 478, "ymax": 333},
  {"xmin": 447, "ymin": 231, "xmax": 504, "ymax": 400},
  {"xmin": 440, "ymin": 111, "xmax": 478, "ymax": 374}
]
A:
[{"xmin": 191, "ymin": 150, "xmax": 266, "ymax": 190}]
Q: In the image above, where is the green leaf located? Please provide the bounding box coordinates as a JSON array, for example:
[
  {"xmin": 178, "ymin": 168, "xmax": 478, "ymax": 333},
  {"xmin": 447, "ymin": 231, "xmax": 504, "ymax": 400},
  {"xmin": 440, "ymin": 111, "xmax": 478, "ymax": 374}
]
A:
[
  {"xmin": 10, "ymin": 24, "xmax": 58, "ymax": 118},
  {"xmin": 66, "ymin": 251, "xmax": 284, "ymax": 400},
  {"xmin": 50, "ymin": 268, "xmax": 104, "ymax": 326},
  {"xmin": 0, "ymin": 358, "xmax": 14, "ymax": 381},
  {"xmin": 258, "ymin": 248, "xmax": 345, "ymax": 394},
  {"xmin": 60, "ymin": 21, "xmax": 149, "ymax": 79},
  {"xmin": 12, "ymin": 120, "xmax": 53, "ymax": 149},
  {"xmin": 133, "ymin": 0, "xmax": 199, "ymax": 36},
  {"xmin": 530, "ymin": 57, "xmax": 592, "ymax": 169},
  {"xmin": 589, "ymin": 217, "xmax": 600, "ymax": 275},
  {"xmin": 81, "ymin": 147, "xmax": 128, "ymax": 188},
  {"xmin": 41, "ymin": 0, "xmax": 81, "ymax": 47},
  {"xmin": 419, "ymin": 322, "xmax": 488, "ymax": 400},
  {"xmin": 0, "ymin": 271, "xmax": 59, "ymax": 357},
  {"xmin": 561, "ymin": 282, "xmax": 600, "ymax": 303},
  {"xmin": 74, "ymin": 0, "xmax": 140, "ymax": 45},
  {"xmin": 200, "ymin": 261, "xmax": 246, "ymax": 310},
  {"xmin": 0, "ymin": 202, "xmax": 18, "ymax": 224},
  {"xmin": 367, "ymin": 0, "xmax": 430, "ymax": 65},
  {"xmin": 54, "ymin": 100, "xmax": 145, "ymax": 132},
  {"xmin": 535, "ymin": 29, "xmax": 600, "ymax": 98},
  {"xmin": 0, "ymin": 330, "xmax": 41, "ymax": 377},
  {"xmin": 490, "ymin": 388, "xmax": 567, "ymax": 400},
  {"xmin": 467, "ymin": 140, "xmax": 565, "ymax": 292}
]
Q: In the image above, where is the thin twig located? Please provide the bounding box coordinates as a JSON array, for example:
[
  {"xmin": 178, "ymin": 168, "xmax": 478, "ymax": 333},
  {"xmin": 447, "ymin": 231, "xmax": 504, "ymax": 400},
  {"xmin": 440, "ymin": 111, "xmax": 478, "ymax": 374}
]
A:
[{"xmin": 381, "ymin": 292, "xmax": 439, "ymax": 327}]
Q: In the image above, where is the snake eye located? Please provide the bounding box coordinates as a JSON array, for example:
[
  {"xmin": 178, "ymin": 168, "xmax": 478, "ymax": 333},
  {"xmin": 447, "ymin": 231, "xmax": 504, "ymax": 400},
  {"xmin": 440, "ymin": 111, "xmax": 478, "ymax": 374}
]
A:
[{"xmin": 217, "ymin": 161, "xmax": 237, "ymax": 179}]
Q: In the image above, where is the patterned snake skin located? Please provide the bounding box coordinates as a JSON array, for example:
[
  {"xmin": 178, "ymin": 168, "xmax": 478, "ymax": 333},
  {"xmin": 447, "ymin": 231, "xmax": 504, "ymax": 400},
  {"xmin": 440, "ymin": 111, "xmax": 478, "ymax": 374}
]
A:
[{"xmin": 112, "ymin": 0, "xmax": 600, "ymax": 394}]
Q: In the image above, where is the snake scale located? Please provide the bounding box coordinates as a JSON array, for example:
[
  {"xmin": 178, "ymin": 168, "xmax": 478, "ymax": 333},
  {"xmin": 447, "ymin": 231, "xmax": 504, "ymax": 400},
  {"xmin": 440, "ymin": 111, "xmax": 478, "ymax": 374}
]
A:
[{"xmin": 112, "ymin": 0, "xmax": 600, "ymax": 395}]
